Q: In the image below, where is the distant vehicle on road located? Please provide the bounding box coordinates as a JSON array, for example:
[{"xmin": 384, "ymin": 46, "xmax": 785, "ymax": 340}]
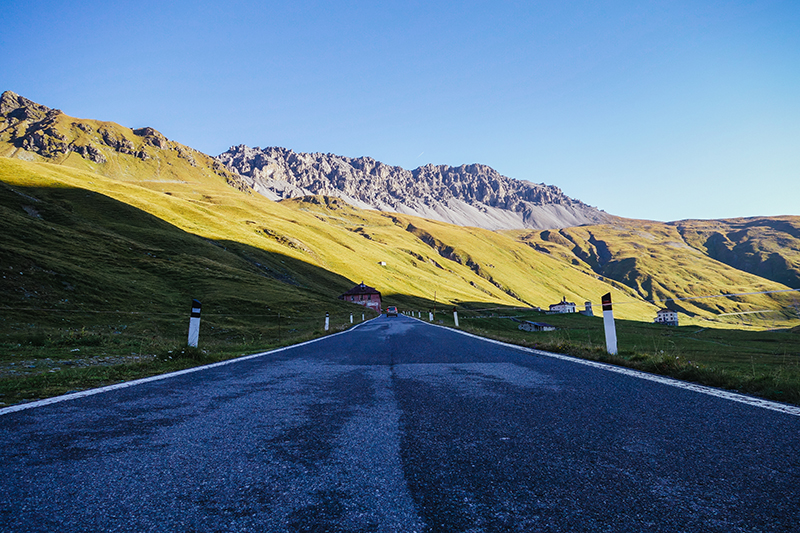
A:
[{"xmin": 386, "ymin": 306, "xmax": 398, "ymax": 317}]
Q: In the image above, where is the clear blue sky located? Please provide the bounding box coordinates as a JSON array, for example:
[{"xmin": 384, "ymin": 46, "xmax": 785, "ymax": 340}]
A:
[{"xmin": 2, "ymin": 0, "xmax": 798, "ymax": 221}]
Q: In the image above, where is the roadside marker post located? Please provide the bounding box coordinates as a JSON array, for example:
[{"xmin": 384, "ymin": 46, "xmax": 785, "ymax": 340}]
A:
[
  {"xmin": 325, "ymin": 312, "xmax": 330, "ymax": 331},
  {"xmin": 362, "ymin": 313, "xmax": 365, "ymax": 322},
  {"xmin": 350, "ymin": 313, "xmax": 353, "ymax": 324},
  {"xmin": 429, "ymin": 311, "xmax": 433, "ymax": 322},
  {"xmin": 602, "ymin": 293, "xmax": 618, "ymax": 355},
  {"xmin": 453, "ymin": 308, "xmax": 459, "ymax": 327},
  {"xmin": 188, "ymin": 299, "xmax": 201, "ymax": 347}
]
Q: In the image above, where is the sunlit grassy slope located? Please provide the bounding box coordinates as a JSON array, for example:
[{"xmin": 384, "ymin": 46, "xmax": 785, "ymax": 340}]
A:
[
  {"xmin": 510, "ymin": 219, "xmax": 800, "ymax": 328},
  {"xmin": 0, "ymin": 101, "xmax": 248, "ymax": 192},
  {"xmin": 1, "ymin": 156, "xmax": 659, "ymax": 322},
  {"xmin": 676, "ymin": 217, "xmax": 800, "ymax": 289},
  {"xmin": 4, "ymin": 150, "xmax": 799, "ymax": 333},
  {"xmin": 2, "ymin": 94, "xmax": 796, "ymax": 330},
  {"xmin": 262, "ymin": 195, "xmax": 661, "ymax": 316}
]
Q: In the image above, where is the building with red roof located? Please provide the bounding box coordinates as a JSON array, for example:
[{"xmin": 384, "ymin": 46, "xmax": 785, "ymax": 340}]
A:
[{"xmin": 338, "ymin": 282, "xmax": 382, "ymax": 312}]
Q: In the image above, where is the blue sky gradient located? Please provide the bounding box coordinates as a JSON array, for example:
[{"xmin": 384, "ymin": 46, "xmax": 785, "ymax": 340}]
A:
[{"xmin": 2, "ymin": 0, "xmax": 798, "ymax": 221}]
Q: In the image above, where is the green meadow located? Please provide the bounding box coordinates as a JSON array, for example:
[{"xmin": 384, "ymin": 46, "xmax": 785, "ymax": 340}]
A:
[{"xmin": 455, "ymin": 308, "xmax": 800, "ymax": 405}]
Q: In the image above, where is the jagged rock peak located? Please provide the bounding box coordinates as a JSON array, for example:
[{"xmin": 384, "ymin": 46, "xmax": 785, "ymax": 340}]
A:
[
  {"xmin": 218, "ymin": 144, "xmax": 611, "ymax": 230},
  {"xmin": 0, "ymin": 91, "xmax": 251, "ymax": 192},
  {"xmin": 1, "ymin": 91, "xmax": 60, "ymax": 123}
]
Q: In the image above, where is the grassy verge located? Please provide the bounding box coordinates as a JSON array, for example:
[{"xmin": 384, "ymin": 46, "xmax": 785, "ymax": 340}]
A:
[
  {"xmin": 4, "ymin": 307, "xmax": 799, "ymax": 407},
  {"xmin": 454, "ymin": 309, "xmax": 800, "ymax": 405},
  {"xmin": 0, "ymin": 310, "xmax": 371, "ymax": 407}
]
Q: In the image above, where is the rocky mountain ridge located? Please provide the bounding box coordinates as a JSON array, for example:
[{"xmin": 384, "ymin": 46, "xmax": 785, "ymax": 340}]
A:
[
  {"xmin": 1, "ymin": 91, "xmax": 610, "ymax": 231},
  {"xmin": 218, "ymin": 145, "xmax": 611, "ymax": 230}
]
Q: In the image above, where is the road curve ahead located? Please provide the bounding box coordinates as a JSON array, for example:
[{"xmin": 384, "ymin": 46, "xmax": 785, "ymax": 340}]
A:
[{"xmin": 1, "ymin": 315, "xmax": 798, "ymax": 532}]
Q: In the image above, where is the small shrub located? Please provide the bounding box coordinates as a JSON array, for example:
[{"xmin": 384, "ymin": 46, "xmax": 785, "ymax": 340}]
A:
[{"xmin": 159, "ymin": 346, "xmax": 207, "ymax": 362}]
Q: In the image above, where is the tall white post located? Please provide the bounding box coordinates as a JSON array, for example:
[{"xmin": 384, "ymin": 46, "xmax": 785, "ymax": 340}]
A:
[
  {"xmin": 429, "ymin": 311, "xmax": 433, "ymax": 321},
  {"xmin": 453, "ymin": 309, "xmax": 459, "ymax": 327},
  {"xmin": 362, "ymin": 313, "xmax": 365, "ymax": 322},
  {"xmin": 188, "ymin": 299, "xmax": 201, "ymax": 347},
  {"xmin": 325, "ymin": 312, "xmax": 330, "ymax": 331},
  {"xmin": 350, "ymin": 313, "xmax": 353, "ymax": 324},
  {"xmin": 602, "ymin": 293, "xmax": 618, "ymax": 355}
]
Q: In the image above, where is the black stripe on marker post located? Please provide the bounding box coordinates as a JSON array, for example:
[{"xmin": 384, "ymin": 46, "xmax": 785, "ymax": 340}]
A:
[
  {"xmin": 601, "ymin": 292, "xmax": 618, "ymax": 355},
  {"xmin": 602, "ymin": 293, "xmax": 612, "ymax": 311}
]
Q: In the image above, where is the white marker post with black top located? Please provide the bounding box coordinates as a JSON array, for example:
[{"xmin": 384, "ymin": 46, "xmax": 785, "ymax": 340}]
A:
[
  {"xmin": 188, "ymin": 299, "xmax": 201, "ymax": 347},
  {"xmin": 601, "ymin": 293, "xmax": 618, "ymax": 355}
]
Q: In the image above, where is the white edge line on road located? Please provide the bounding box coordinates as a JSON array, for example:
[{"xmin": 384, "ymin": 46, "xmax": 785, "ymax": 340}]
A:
[
  {"xmin": 414, "ymin": 317, "xmax": 800, "ymax": 417},
  {"xmin": 0, "ymin": 318, "xmax": 378, "ymax": 416},
  {"xmin": 6, "ymin": 315, "xmax": 798, "ymax": 418}
]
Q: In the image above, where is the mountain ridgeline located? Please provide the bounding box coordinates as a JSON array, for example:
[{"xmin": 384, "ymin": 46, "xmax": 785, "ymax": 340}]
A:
[
  {"xmin": 1, "ymin": 90, "xmax": 799, "ymax": 328},
  {"xmin": 0, "ymin": 91, "xmax": 249, "ymax": 192},
  {"xmin": 218, "ymin": 145, "xmax": 611, "ymax": 231}
]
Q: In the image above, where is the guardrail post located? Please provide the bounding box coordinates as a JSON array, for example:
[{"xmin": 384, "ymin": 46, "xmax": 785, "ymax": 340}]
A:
[{"xmin": 188, "ymin": 299, "xmax": 201, "ymax": 347}]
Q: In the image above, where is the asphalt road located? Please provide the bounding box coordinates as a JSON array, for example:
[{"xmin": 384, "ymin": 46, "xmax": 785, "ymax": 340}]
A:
[{"xmin": 1, "ymin": 315, "xmax": 798, "ymax": 532}]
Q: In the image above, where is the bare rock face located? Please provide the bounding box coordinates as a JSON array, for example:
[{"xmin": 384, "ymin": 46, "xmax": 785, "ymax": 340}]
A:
[
  {"xmin": 0, "ymin": 92, "xmax": 155, "ymax": 163},
  {"xmin": 0, "ymin": 91, "xmax": 52, "ymax": 122},
  {"xmin": 218, "ymin": 145, "xmax": 611, "ymax": 230}
]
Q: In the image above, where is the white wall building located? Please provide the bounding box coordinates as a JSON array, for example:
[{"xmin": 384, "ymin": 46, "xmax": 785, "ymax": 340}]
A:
[
  {"xmin": 654, "ymin": 308, "xmax": 679, "ymax": 326},
  {"xmin": 549, "ymin": 297, "xmax": 577, "ymax": 314}
]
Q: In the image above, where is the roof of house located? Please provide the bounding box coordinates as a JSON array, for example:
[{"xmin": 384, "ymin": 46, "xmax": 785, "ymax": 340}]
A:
[{"xmin": 339, "ymin": 282, "xmax": 381, "ymax": 299}]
